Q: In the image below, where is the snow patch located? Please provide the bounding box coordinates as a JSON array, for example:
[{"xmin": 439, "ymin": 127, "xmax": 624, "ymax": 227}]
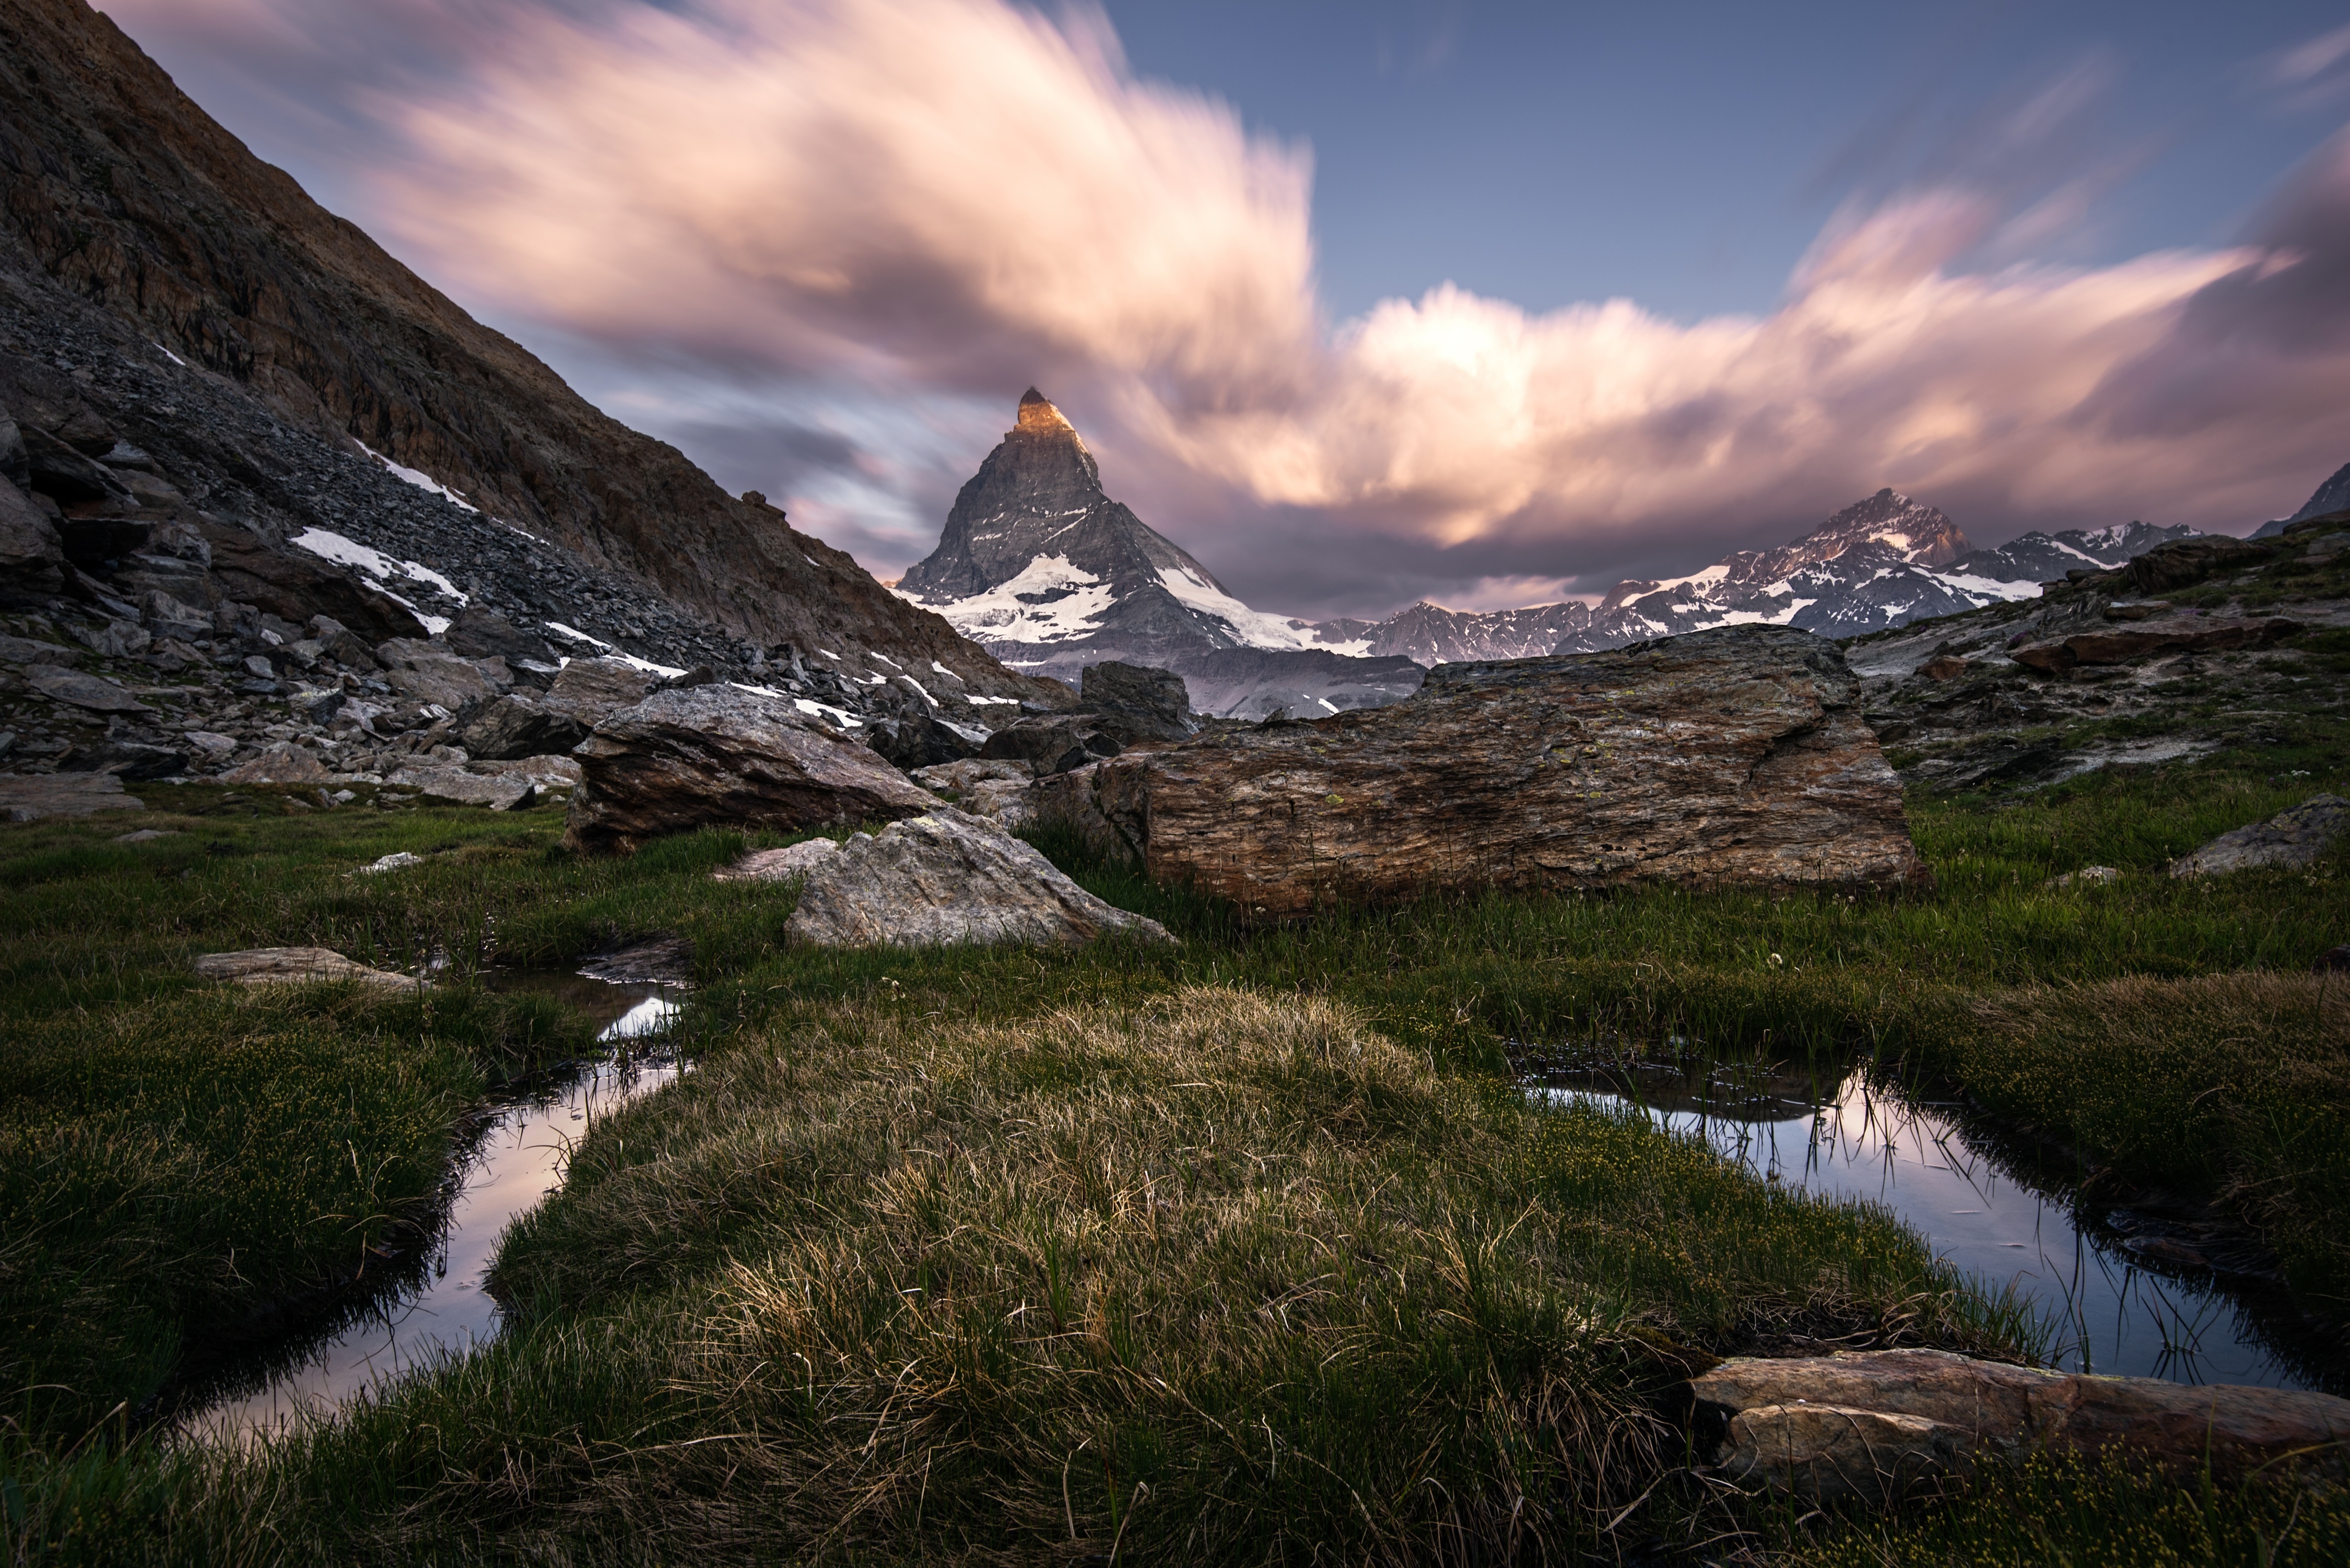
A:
[
  {"xmin": 355, "ymin": 440, "xmax": 479, "ymax": 512},
  {"xmin": 931, "ymin": 555, "xmax": 1117, "ymax": 645},
  {"xmin": 1155, "ymin": 565, "xmax": 1329, "ymax": 651},
  {"xmin": 292, "ymin": 527, "xmax": 469, "ymax": 606}
]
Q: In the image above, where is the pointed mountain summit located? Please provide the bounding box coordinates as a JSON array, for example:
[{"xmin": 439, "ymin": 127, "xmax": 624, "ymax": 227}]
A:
[{"xmin": 900, "ymin": 393, "xmax": 1385, "ymax": 705}]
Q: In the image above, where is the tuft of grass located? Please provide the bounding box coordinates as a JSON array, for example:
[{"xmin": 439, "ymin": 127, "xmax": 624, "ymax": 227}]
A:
[
  {"xmin": 1911, "ymin": 971, "xmax": 2350, "ymax": 1312},
  {"xmin": 78, "ymin": 988, "xmax": 2011, "ymax": 1563}
]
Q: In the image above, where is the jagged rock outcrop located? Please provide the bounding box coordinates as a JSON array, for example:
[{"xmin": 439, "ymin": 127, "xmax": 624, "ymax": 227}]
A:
[
  {"xmin": 783, "ymin": 808, "xmax": 1173, "ymax": 948},
  {"xmin": 1071, "ymin": 626, "xmax": 1928, "ymax": 916},
  {"xmin": 1685, "ymin": 1349, "xmax": 2350, "ymax": 1504},
  {"xmin": 711, "ymin": 838, "xmax": 840, "ymax": 883},
  {"xmin": 565, "ymin": 686, "xmax": 936, "ymax": 854},
  {"xmin": 0, "ymin": 0, "xmax": 1052, "ymax": 698}
]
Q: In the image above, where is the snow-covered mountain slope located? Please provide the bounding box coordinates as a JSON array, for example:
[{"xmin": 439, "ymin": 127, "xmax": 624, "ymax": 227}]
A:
[
  {"xmin": 1318, "ymin": 497, "xmax": 2204, "ymax": 665},
  {"xmin": 898, "ymin": 392, "xmax": 1362, "ymax": 705}
]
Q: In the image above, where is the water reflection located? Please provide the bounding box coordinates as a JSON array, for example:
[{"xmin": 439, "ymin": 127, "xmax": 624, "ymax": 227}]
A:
[
  {"xmin": 1529, "ymin": 1054, "xmax": 2343, "ymax": 1394},
  {"xmin": 181, "ymin": 976, "xmax": 686, "ymax": 1441}
]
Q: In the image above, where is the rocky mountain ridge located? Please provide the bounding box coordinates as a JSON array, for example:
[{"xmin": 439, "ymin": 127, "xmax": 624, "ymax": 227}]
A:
[
  {"xmin": 903, "ymin": 386, "xmax": 2237, "ymax": 712},
  {"xmin": 1329, "ymin": 506, "xmax": 2208, "ymax": 666},
  {"xmin": 0, "ymin": 0, "xmax": 1049, "ymax": 702}
]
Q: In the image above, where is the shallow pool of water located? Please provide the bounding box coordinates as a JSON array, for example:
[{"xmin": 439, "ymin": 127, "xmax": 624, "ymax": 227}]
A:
[
  {"xmin": 184, "ymin": 976, "xmax": 685, "ymax": 1440},
  {"xmin": 1531, "ymin": 1065, "xmax": 2341, "ymax": 1393}
]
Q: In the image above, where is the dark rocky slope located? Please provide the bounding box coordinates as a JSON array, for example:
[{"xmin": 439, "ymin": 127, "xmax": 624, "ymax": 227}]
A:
[{"xmin": 0, "ymin": 0, "xmax": 1048, "ymax": 698}]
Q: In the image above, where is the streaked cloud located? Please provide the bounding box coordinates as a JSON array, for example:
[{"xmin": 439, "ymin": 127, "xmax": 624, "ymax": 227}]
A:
[{"xmin": 106, "ymin": 0, "xmax": 2350, "ymax": 619}]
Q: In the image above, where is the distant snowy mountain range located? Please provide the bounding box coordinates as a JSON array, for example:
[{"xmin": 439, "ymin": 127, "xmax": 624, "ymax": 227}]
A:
[{"xmin": 898, "ymin": 391, "xmax": 2267, "ymax": 716}]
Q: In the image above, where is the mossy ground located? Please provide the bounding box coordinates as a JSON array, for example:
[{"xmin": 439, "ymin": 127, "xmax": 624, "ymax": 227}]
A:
[{"xmin": 1, "ymin": 740, "xmax": 2345, "ymax": 1562}]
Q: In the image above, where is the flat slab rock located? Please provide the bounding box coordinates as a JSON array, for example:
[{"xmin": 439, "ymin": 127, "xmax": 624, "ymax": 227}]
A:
[
  {"xmin": 1075, "ymin": 626, "xmax": 1928, "ymax": 916},
  {"xmin": 2172, "ymin": 794, "xmax": 2347, "ymax": 876},
  {"xmin": 712, "ymin": 838, "xmax": 839, "ymax": 882},
  {"xmin": 566, "ymin": 686, "xmax": 937, "ymax": 854},
  {"xmin": 2009, "ymin": 612, "xmax": 2300, "ymax": 673},
  {"xmin": 192, "ymin": 947, "xmax": 422, "ymax": 991},
  {"xmin": 1687, "ymin": 1348, "xmax": 2350, "ymax": 1504},
  {"xmin": 385, "ymin": 757, "xmax": 579, "ymax": 810},
  {"xmin": 25, "ymin": 662, "xmax": 154, "ymax": 713},
  {"xmin": 784, "ymin": 807, "xmax": 1173, "ymax": 948},
  {"xmin": 0, "ymin": 771, "xmax": 145, "ymax": 821}
]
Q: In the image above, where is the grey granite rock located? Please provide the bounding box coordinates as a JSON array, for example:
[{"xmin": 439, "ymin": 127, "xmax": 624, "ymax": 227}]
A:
[
  {"xmin": 2171, "ymin": 794, "xmax": 2348, "ymax": 876},
  {"xmin": 784, "ymin": 807, "xmax": 1172, "ymax": 949}
]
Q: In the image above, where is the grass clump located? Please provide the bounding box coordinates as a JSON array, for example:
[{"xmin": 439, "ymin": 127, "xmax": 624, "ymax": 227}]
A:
[
  {"xmin": 1916, "ymin": 971, "xmax": 2350, "ymax": 1313},
  {"xmin": 0, "ymin": 983, "xmax": 592, "ymax": 1448},
  {"xmin": 114, "ymin": 987, "xmax": 2011, "ymax": 1563}
]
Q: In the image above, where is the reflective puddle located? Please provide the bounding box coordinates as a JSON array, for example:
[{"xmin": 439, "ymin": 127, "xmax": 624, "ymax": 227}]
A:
[
  {"xmin": 181, "ymin": 974, "xmax": 687, "ymax": 1440},
  {"xmin": 1528, "ymin": 1054, "xmax": 2343, "ymax": 1394}
]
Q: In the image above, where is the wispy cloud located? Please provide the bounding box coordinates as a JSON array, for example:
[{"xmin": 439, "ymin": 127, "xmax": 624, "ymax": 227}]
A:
[{"xmin": 107, "ymin": 0, "xmax": 2350, "ymax": 618}]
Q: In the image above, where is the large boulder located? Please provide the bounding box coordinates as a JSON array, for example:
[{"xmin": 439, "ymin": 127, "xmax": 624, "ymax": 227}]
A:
[
  {"xmin": 1686, "ymin": 1348, "xmax": 2350, "ymax": 1504},
  {"xmin": 442, "ymin": 606, "xmax": 557, "ymax": 666},
  {"xmin": 784, "ymin": 808, "xmax": 1173, "ymax": 948},
  {"xmin": 565, "ymin": 685, "xmax": 937, "ymax": 854},
  {"xmin": 460, "ymin": 693, "xmax": 593, "ymax": 761},
  {"xmin": 1071, "ymin": 626, "xmax": 1929, "ymax": 916},
  {"xmin": 2171, "ymin": 794, "xmax": 2347, "ymax": 877},
  {"xmin": 1081, "ymin": 660, "xmax": 1193, "ymax": 744}
]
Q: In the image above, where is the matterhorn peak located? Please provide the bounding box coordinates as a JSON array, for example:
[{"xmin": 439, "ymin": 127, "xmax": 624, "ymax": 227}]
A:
[{"xmin": 1014, "ymin": 387, "xmax": 1081, "ymax": 442}]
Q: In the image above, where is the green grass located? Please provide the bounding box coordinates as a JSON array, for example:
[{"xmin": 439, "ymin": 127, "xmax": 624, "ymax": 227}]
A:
[
  {"xmin": 1782, "ymin": 1450, "xmax": 2350, "ymax": 1566},
  {"xmin": 0, "ymin": 739, "xmax": 2344, "ymax": 1562}
]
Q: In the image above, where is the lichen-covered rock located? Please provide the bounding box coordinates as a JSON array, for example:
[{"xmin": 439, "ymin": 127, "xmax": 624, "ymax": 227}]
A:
[
  {"xmin": 784, "ymin": 808, "xmax": 1172, "ymax": 948},
  {"xmin": 1687, "ymin": 1348, "xmax": 2350, "ymax": 1504},
  {"xmin": 543, "ymin": 656, "xmax": 658, "ymax": 725},
  {"xmin": 2171, "ymin": 794, "xmax": 2347, "ymax": 877},
  {"xmin": 566, "ymin": 686, "xmax": 936, "ymax": 854},
  {"xmin": 1081, "ymin": 626, "xmax": 1929, "ymax": 916}
]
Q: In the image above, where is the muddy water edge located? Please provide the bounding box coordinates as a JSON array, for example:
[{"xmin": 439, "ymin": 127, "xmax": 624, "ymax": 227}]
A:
[
  {"xmin": 1519, "ymin": 1038, "xmax": 2350, "ymax": 1396},
  {"xmin": 151, "ymin": 970, "xmax": 688, "ymax": 1440}
]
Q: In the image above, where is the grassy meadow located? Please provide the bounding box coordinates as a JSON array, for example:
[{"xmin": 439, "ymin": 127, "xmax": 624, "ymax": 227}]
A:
[{"xmin": 0, "ymin": 723, "xmax": 2345, "ymax": 1562}]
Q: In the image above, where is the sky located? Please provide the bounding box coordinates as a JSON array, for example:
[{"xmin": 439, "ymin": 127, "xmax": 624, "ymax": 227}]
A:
[{"xmin": 100, "ymin": 0, "xmax": 2350, "ymax": 620}]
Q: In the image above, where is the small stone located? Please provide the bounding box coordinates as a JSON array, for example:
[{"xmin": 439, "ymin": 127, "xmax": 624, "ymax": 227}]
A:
[
  {"xmin": 217, "ymin": 745, "xmax": 333, "ymax": 785},
  {"xmin": 112, "ymin": 827, "xmax": 178, "ymax": 842},
  {"xmin": 2047, "ymin": 865, "xmax": 2121, "ymax": 889},
  {"xmin": 360, "ymin": 851, "xmax": 424, "ymax": 874}
]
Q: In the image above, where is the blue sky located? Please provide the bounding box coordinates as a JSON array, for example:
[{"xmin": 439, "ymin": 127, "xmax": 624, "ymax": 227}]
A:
[{"xmin": 104, "ymin": 1, "xmax": 2350, "ymax": 618}]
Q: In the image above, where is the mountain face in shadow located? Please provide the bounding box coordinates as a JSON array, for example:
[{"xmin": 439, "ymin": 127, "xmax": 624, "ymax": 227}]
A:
[{"xmin": 0, "ymin": 0, "xmax": 1051, "ymax": 699}]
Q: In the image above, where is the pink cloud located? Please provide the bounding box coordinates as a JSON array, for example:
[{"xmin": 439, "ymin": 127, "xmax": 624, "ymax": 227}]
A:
[{"xmin": 103, "ymin": 0, "xmax": 2350, "ymax": 613}]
